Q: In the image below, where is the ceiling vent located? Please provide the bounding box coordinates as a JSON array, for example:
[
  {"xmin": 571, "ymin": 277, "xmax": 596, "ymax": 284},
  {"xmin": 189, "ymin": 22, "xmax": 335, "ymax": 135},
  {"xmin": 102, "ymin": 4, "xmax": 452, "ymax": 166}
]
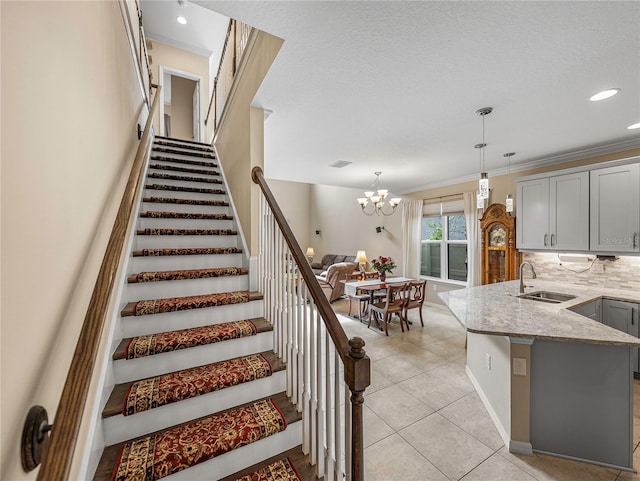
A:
[{"xmin": 329, "ymin": 160, "xmax": 351, "ymax": 168}]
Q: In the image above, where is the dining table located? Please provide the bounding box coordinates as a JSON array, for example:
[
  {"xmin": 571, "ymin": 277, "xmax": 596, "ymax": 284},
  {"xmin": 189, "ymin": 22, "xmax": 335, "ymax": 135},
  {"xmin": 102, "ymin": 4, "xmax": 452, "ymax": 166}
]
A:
[{"xmin": 343, "ymin": 277, "xmax": 414, "ymax": 328}]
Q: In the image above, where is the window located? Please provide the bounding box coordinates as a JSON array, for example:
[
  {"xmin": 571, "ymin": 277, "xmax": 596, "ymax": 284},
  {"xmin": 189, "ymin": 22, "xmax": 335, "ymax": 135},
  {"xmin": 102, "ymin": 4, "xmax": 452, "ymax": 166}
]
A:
[{"xmin": 420, "ymin": 213, "xmax": 468, "ymax": 282}]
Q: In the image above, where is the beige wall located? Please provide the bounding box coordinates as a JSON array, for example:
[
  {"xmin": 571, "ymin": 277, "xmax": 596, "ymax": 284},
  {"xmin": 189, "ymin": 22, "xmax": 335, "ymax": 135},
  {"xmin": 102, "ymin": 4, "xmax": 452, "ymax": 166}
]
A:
[
  {"xmin": 1, "ymin": 1, "xmax": 145, "ymax": 479},
  {"xmin": 171, "ymin": 76, "xmax": 196, "ymax": 141},
  {"xmin": 148, "ymin": 40, "xmax": 209, "ymax": 141},
  {"xmin": 214, "ymin": 30, "xmax": 283, "ymax": 255},
  {"xmin": 268, "ymin": 179, "xmax": 312, "ymax": 251}
]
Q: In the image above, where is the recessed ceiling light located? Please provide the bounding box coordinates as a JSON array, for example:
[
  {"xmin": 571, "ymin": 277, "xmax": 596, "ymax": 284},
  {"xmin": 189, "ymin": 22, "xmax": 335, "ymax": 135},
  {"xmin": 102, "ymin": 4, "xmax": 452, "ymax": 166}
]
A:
[
  {"xmin": 176, "ymin": 16, "xmax": 187, "ymax": 25},
  {"xmin": 589, "ymin": 88, "xmax": 620, "ymax": 101},
  {"xmin": 628, "ymin": 122, "xmax": 640, "ymax": 130}
]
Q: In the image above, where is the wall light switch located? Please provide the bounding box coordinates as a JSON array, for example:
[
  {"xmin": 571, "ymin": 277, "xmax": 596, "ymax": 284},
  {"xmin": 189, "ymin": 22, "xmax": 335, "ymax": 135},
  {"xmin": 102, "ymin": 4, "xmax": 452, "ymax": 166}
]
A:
[{"xmin": 513, "ymin": 357, "xmax": 527, "ymax": 376}]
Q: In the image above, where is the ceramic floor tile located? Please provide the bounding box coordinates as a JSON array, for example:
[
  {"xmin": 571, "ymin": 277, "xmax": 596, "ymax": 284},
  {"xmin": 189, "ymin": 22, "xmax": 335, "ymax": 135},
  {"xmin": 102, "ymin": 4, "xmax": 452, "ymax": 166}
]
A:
[
  {"xmin": 362, "ymin": 404, "xmax": 394, "ymax": 448},
  {"xmin": 429, "ymin": 360, "xmax": 475, "ymax": 393},
  {"xmin": 439, "ymin": 391, "xmax": 505, "ymax": 451},
  {"xmin": 366, "ymin": 365, "xmax": 394, "ymax": 394},
  {"xmin": 424, "ymin": 338, "xmax": 467, "ymax": 361},
  {"xmin": 398, "ymin": 371, "xmax": 467, "ymax": 411},
  {"xmin": 365, "ymin": 434, "xmax": 449, "ymax": 481},
  {"xmin": 461, "ymin": 452, "xmax": 538, "ymax": 480},
  {"xmin": 400, "ymin": 412, "xmax": 494, "ymax": 480},
  {"xmin": 371, "ymin": 353, "xmax": 424, "ymax": 383},
  {"xmin": 497, "ymin": 447, "xmax": 620, "ymax": 481},
  {"xmin": 365, "ymin": 384, "xmax": 434, "ymax": 431}
]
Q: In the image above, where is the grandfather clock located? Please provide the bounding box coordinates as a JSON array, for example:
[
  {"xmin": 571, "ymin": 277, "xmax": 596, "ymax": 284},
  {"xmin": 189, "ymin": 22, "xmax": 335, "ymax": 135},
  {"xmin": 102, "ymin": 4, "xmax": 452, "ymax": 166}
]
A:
[{"xmin": 480, "ymin": 203, "xmax": 521, "ymax": 285}]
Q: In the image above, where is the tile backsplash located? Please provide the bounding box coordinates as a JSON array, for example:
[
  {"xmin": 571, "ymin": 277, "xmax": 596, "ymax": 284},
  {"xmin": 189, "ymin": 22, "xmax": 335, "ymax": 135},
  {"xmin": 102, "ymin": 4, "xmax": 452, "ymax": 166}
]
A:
[{"xmin": 522, "ymin": 252, "xmax": 640, "ymax": 292}]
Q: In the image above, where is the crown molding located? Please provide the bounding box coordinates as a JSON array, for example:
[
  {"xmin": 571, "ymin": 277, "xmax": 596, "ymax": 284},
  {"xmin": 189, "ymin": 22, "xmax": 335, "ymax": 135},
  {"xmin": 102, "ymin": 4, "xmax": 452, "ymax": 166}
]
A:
[
  {"xmin": 145, "ymin": 33, "xmax": 213, "ymax": 58},
  {"xmin": 403, "ymin": 137, "xmax": 640, "ymax": 195}
]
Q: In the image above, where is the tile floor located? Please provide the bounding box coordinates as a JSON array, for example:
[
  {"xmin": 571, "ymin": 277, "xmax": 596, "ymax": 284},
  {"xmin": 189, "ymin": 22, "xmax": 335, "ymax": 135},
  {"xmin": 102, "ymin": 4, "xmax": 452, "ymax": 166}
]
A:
[{"xmin": 332, "ymin": 298, "xmax": 640, "ymax": 481}]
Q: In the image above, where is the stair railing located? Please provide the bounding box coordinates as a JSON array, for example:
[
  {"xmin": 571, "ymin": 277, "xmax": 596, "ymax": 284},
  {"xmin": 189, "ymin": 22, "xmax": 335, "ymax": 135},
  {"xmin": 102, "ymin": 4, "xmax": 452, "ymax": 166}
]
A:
[
  {"xmin": 204, "ymin": 19, "xmax": 252, "ymax": 135},
  {"xmin": 20, "ymin": 85, "xmax": 161, "ymax": 481},
  {"xmin": 252, "ymin": 167, "xmax": 370, "ymax": 481}
]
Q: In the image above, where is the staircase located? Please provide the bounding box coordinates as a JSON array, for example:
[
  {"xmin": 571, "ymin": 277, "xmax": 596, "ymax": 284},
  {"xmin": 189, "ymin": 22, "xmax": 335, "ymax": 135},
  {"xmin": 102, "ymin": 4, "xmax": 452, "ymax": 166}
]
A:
[{"xmin": 93, "ymin": 136, "xmax": 313, "ymax": 481}]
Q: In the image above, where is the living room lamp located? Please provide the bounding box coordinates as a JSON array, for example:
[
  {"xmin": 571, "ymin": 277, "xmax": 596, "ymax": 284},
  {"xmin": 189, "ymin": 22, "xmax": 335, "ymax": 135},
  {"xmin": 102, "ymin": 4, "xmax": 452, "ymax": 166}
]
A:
[
  {"xmin": 305, "ymin": 247, "xmax": 314, "ymax": 263},
  {"xmin": 355, "ymin": 250, "xmax": 368, "ymax": 273},
  {"xmin": 357, "ymin": 171, "xmax": 401, "ymax": 216}
]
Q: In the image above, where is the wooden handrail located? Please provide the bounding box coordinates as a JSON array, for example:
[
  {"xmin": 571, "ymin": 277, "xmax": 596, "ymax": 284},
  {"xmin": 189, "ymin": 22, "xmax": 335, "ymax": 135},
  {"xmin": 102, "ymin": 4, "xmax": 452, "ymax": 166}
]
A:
[
  {"xmin": 252, "ymin": 166, "xmax": 370, "ymax": 481},
  {"xmin": 28, "ymin": 85, "xmax": 161, "ymax": 480},
  {"xmin": 204, "ymin": 19, "xmax": 234, "ymax": 127}
]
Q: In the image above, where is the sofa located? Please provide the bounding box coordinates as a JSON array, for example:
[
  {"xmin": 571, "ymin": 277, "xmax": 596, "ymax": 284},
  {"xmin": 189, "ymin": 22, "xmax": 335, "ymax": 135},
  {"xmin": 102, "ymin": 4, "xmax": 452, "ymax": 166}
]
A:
[
  {"xmin": 311, "ymin": 254, "xmax": 357, "ymax": 276},
  {"xmin": 315, "ymin": 262, "xmax": 355, "ymax": 303}
]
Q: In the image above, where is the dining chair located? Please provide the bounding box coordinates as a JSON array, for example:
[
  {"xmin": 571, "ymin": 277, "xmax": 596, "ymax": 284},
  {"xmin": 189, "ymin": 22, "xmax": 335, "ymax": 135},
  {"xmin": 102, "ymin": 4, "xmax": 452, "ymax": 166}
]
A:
[
  {"xmin": 368, "ymin": 282, "xmax": 410, "ymax": 336},
  {"xmin": 348, "ymin": 288, "xmax": 370, "ymax": 322},
  {"xmin": 404, "ymin": 280, "xmax": 427, "ymax": 326}
]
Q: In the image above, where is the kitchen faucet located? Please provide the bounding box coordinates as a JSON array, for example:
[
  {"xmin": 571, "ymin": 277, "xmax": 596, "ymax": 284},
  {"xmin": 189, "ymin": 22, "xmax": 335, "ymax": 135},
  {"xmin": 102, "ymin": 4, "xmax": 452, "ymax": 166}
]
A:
[{"xmin": 519, "ymin": 261, "xmax": 537, "ymax": 294}]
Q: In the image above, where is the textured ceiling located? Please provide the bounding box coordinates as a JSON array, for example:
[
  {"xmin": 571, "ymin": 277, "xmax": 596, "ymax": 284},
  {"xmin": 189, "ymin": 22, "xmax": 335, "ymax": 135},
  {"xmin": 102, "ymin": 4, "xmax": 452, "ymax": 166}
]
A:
[{"xmin": 171, "ymin": 1, "xmax": 638, "ymax": 195}]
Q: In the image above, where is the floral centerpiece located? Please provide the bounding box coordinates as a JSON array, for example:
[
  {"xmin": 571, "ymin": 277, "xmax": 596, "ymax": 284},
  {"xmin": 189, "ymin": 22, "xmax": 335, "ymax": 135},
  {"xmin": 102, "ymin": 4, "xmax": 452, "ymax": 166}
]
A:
[{"xmin": 370, "ymin": 256, "xmax": 396, "ymax": 282}]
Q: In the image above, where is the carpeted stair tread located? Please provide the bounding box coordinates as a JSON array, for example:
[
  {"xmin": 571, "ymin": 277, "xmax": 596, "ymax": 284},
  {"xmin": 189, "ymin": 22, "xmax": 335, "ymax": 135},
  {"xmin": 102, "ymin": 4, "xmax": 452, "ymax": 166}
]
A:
[
  {"xmin": 153, "ymin": 139, "xmax": 213, "ymax": 153},
  {"xmin": 127, "ymin": 266, "xmax": 247, "ymax": 283},
  {"xmin": 152, "ymin": 146, "xmax": 216, "ymax": 159},
  {"xmin": 154, "ymin": 135, "xmax": 212, "ymax": 147},
  {"xmin": 120, "ymin": 291, "xmax": 263, "ymax": 317},
  {"xmin": 142, "ymin": 196, "xmax": 229, "ymax": 207},
  {"xmin": 221, "ymin": 447, "xmax": 312, "ymax": 481},
  {"xmin": 150, "ymin": 155, "xmax": 217, "ymax": 168},
  {"xmin": 113, "ymin": 318, "xmax": 272, "ymax": 361},
  {"xmin": 136, "ymin": 228, "xmax": 237, "ymax": 236},
  {"xmin": 145, "ymin": 183, "xmax": 226, "ymax": 194},
  {"xmin": 94, "ymin": 392, "xmax": 299, "ymax": 481},
  {"xmin": 139, "ymin": 211, "xmax": 233, "ymax": 220},
  {"xmin": 102, "ymin": 351, "xmax": 285, "ymax": 418},
  {"xmin": 147, "ymin": 172, "xmax": 223, "ymax": 184},
  {"xmin": 132, "ymin": 246, "xmax": 242, "ymax": 257},
  {"xmin": 149, "ymin": 163, "xmax": 220, "ymax": 176}
]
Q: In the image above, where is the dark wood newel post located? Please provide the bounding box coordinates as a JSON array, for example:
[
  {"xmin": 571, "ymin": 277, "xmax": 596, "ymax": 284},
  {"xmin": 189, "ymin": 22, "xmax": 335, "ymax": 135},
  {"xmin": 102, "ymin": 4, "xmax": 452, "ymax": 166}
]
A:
[{"xmin": 345, "ymin": 337, "xmax": 370, "ymax": 481}]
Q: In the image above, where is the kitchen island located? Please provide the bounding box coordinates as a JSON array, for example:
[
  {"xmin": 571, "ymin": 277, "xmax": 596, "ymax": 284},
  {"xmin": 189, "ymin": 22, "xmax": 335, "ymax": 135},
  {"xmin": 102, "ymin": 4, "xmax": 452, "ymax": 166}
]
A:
[{"xmin": 440, "ymin": 280, "xmax": 640, "ymax": 471}]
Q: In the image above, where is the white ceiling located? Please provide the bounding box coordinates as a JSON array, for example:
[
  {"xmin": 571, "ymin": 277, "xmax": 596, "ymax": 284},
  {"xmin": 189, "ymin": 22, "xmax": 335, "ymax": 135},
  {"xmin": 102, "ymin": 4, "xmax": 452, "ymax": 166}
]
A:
[{"xmin": 145, "ymin": 1, "xmax": 640, "ymax": 196}]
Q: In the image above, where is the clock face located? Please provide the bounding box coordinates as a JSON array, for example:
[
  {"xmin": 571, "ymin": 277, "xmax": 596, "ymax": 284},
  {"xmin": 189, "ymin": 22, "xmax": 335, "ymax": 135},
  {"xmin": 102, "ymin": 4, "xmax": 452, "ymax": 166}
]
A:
[{"xmin": 489, "ymin": 225, "xmax": 506, "ymax": 247}]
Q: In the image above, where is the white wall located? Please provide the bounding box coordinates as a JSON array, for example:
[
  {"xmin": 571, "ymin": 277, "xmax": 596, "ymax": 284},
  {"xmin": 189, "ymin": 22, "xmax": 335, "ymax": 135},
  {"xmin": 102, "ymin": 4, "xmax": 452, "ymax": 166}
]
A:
[{"xmin": 1, "ymin": 1, "xmax": 146, "ymax": 478}]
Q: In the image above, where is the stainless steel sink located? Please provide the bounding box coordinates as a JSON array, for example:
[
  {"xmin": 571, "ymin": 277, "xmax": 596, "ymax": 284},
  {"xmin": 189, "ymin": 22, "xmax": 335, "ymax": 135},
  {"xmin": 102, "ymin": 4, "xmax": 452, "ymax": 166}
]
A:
[{"xmin": 517, "ymin": 291, "xmax": 576, "ymax": 303}]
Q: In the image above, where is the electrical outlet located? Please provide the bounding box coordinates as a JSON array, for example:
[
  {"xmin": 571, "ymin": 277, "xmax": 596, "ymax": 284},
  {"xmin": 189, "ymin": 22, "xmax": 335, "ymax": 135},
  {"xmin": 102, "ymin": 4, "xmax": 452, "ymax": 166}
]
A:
[
  {"xmin": 432, "ymin": 284, "xmax": 437, "ymax": 291},
  {"xmin": 486, "ymin": 353, "xmax": 492, "ymax": 371},
  {"xmin": 513, "ymin": 358, "xmax": 527, "ymax": 376}
]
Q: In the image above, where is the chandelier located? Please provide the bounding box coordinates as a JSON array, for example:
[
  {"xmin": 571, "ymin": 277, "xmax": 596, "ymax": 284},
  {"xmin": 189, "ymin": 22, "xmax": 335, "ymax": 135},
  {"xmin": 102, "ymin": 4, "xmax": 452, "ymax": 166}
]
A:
[{"xmin": 357, "ymin": 171, "xmax": 401, "ymax": 216}]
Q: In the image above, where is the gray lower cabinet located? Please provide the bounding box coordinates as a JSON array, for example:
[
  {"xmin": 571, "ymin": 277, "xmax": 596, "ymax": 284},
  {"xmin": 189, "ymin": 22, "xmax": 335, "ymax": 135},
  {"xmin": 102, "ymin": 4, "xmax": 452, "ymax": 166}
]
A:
[
  {"xmin": 570, "ymin": 299, "xmax": 601, "ymax": 322},
  {"xmin": 602, "ymin": 299, "xmax": 640, "ymax": 372}
]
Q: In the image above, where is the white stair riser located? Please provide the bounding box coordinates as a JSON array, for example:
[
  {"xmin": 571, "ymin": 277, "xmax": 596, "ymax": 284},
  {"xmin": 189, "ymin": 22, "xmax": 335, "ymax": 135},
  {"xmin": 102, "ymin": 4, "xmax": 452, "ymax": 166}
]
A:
[
  {"xmin": 164, "ymin": 422, "xmax": 302, "ymax": 481},
  {"xmin": 141, "ymin": 202, "xmax": 229, "ymax": 215},
  {"xmin": 137, "ymin": 217, "xmax": 235, "ymax": 231},
  {"xmin": 123, "ymin": 275, "xmax": 249, "ymax": 303},
  {"xmin": 103, "ymin": 370, "xmax": 286, "ymax": 444},
  {"xmin": 113, "ymin": 331, "xmax": 274, "ymax": 383},
  {"xmin": 129, "ymin": 253, "xmax": 243, "ymax": 273},
  {"xmin": 148, "ymin": 169, "xmax": 221, "ymax": 182},
  {"xmin": 121, "ymin": 300, "xmax": 265, "ymax": 338},
  {"xmin": 143, "ymin": 189, "xmax": 227, "ymax": 202},
  {"xmin": 134, "ymin": 234, "xmax": 239, "ymax": 250},
  {"xmin": 145, "ymin": 177, "xmax": 222, "ymax": 188}
]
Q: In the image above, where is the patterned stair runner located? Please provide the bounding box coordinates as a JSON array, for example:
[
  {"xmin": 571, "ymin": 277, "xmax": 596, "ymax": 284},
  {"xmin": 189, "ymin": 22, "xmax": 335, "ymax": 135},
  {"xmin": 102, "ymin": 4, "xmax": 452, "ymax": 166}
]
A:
[
  {"xmin": 127, "ymin": 266, "xmax": 247, "ymax": 283},
  {"xmin": 113, "ymin": 319, "xmax": 270, "ymax": 360},
  {"xmin": 147, "ymin": 172, "xmax": 223, "ymax": 184},
  {"xmin": 153, "ymin": 140, "xmax": 213, "ymax": 152},
  {"xmin": 139, "ymin": 211, "xmax": 232, "ymax": 220},
  {"xmin": 149, "ymin": 163, "xmax": 220, "ymax": 176},
  {"xmin": 136, "ymin": 228, "xmax": 237, "ymax": 236},
  {"xmin": 150, "ymin": 155, "xmax": 217, "ymax": 167},
  {"xmin": 145, "ymin": 184, "xmax": 226, "ymax": 194},
  {"xmin": 121, "ymin": 291, "xmax": 262, "ymax": 317},
  {"xmin": 234, "ymin": 458, "xmax": 303, "ymax": 481},
  {"xmin": 102, "ymin": 352, "xmax": 283, "ymax": 417},
  {"xmin": 132, "ymin": 247, "xmax": 242, "ymax": 257},
  {"xmin": 154, "ymin": 135, "xmax": 212, "ymax": 147},
  {"xmin": 99, "ymin": 393, "xmax": 298, "ymax": 481},
  {"xmin": 221, "ymin": 447, "xmax": 313, "ymax": 481},
  {"xmin": 142, "ymin": 196, "xmax": 229, "ymax": 207},
  {"xmin": 152, "ymin": 146, "xmax": 216, "ymax": 158}
]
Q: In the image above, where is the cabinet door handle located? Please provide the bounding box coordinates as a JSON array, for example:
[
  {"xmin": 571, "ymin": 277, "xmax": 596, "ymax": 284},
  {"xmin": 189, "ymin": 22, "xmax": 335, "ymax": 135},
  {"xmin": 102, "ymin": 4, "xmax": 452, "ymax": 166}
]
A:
[
  {"xmin": 544, "ymin": 234, "xmax": 548, "ymax": 246},
  {"xmin": 550, "ymin": 234, "xmax": 555, "ymax": 246},
  {"xmin": 634, "ymin": 233, "xmax": 638, "ymax": 249}
]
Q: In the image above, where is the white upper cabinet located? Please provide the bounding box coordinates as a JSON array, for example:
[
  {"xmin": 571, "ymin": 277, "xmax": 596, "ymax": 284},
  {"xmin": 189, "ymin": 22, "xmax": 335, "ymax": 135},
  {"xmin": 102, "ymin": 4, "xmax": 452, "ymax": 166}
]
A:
[
  {"xmin": 590, "ymin": 163, "xmax": 640, "ymax": 253},
  {"xmin": 516, "ymin": 172, "xmax": 589, "ymax": 251}
]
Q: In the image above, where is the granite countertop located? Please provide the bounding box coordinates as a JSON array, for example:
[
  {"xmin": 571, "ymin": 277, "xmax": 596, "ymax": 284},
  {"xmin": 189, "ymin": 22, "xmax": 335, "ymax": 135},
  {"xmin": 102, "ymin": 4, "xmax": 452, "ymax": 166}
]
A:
[{"xmin": 439, "ymin": 280, "xmax": 640, "ymax": 346}]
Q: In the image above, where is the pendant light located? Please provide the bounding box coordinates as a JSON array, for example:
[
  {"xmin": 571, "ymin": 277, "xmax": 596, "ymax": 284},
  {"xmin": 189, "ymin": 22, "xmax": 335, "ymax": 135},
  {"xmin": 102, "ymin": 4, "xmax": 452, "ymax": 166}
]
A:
[
  {"xmin": 476, "ymin": 107, "xmax": 493, "ymax": 199},
  {"xmin": 504, "ymin": 152, "xmax": 515, "ymax": 212}
]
